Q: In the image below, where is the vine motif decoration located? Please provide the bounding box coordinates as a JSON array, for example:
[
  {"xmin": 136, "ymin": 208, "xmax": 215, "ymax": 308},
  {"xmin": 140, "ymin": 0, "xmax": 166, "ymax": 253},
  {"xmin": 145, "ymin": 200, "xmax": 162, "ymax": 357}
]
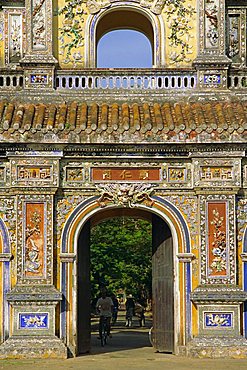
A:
[
  {"xmin": 58, "ymin": 0, "xmax": 195, "ymax": 65},
  {"xmin": 96, "ymin": 183, "xmax": 154, "ymax": 208},
  {"xmin": 210, "ymin": 209, "xmax": 227, "ymax": 273},
  {"xmin": 58, "ymin": 0, "xmax": 85, "ymax": 65}
]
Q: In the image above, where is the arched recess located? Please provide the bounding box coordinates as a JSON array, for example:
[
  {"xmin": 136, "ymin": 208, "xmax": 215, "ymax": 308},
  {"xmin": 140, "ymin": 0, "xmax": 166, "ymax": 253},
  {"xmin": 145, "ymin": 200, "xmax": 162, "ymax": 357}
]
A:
[
  {"xmin": 85, "ymin": 3, "xmax": 166, "ymax": 67},
  {"xmin": 59, "ymin": 196, "xmax": 192, "ymax": 356},
  {"xmin": 0, "ymin": 218, "xmax": 11, "ymax": 343}
]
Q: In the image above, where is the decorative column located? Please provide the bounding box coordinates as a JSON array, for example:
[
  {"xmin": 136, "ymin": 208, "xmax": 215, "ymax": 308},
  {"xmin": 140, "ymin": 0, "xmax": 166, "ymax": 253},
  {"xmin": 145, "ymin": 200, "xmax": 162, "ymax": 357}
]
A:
[
  {"xmin": 193, "ymin": 0, "xmax": 231, "ymax": 89},
  {"xmin": 0, "ymin": 151, "xmax": 67, "ymax": 359},
  {"xmin": 21, "ymin": 0, "xmax": 57, "ymax": 89},
  {"xmin": 188, "ymin": 153, "xmax": 247, "ymax": 358}
]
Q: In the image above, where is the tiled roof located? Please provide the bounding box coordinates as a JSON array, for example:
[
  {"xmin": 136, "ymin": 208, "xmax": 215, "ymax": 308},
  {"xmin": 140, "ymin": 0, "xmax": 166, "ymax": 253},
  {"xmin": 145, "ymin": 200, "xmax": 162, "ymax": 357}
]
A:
[{"xmin": 0, "ymin": 100, "xmax": 246, "ymax": 143}]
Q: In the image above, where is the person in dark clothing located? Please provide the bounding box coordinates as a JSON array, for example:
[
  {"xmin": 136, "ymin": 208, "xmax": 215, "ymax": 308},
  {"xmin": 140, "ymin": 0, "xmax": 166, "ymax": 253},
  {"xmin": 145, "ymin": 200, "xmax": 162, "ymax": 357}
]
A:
[
  {"xmin": 111, "ymin": 294, "xmax": 119, "ymax": 325},
  {"xmin": 125, "ymin": 294, "xmax": 135, "ymax": 327}
]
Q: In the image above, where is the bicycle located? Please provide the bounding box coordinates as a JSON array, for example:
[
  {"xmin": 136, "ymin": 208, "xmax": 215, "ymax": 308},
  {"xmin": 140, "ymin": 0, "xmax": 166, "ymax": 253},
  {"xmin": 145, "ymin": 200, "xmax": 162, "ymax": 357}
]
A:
[
  {"xmin": 99, "ymin": 316, "xmax": 109, "ymax": 347},
  {"xmin": 148, "ymin": 326, "xmax": 154, "ymax": 347}
]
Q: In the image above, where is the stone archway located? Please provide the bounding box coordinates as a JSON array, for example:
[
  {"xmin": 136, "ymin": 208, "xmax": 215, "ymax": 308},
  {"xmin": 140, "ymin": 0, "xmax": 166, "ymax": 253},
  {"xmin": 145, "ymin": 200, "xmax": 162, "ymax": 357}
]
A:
[{"xmin": 59, "ymin": 195, "xmax": 192, "ymax": 356}]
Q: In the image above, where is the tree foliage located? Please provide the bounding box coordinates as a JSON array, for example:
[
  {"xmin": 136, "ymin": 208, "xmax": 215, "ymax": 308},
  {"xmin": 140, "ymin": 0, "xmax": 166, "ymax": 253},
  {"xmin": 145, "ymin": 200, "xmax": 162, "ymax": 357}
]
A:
[{"xmin": 90, "ymin": 217, "xmax": 152, "ymax": 300}]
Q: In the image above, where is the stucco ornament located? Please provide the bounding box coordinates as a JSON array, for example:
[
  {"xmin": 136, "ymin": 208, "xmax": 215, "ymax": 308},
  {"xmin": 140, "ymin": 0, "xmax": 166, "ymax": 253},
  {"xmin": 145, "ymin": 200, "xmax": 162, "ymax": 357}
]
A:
[
  {"xmin": 96, "ymin": 183, "xmax": 155, "ymax": 208},
  {"xmin": 86, "ymin": 0, "xmax": 166, "ymax": 14}
]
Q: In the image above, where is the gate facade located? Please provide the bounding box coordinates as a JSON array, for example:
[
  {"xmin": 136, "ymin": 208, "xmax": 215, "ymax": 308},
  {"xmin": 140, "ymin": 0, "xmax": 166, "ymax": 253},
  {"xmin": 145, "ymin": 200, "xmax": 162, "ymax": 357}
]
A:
[{"xmin": 0, "ymin": 0, "xmax": 247, "ymax": 360}]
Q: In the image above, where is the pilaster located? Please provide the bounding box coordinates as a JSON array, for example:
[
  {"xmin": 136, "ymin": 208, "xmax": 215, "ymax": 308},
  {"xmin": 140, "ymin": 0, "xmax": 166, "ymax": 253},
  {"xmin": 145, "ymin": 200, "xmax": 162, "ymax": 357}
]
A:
[
  {"xmin": 193, "ymin": 0, "xmax": 231, "ymax": 89},
  {"xmin": 20, "ymin": 0, "xmax": 57, "ymax": 89}
]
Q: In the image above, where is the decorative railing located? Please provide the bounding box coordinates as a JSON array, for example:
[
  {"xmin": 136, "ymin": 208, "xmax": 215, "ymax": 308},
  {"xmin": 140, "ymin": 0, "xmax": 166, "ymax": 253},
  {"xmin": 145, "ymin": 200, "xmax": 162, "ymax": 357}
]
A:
[
  {"xmin": 55, "ymin": 69, "xmax": 197, "ymax": 90},
  {"xmin": 1, "ymin": 68, "xmax": 247, "ymax": 91},
  {"xmin": 228, "ymin": 71, "xmax": 247, "ymax": 89},
  {"xmin": 0, "ymin": 71, "xmax": 24, "ymax": 89}
]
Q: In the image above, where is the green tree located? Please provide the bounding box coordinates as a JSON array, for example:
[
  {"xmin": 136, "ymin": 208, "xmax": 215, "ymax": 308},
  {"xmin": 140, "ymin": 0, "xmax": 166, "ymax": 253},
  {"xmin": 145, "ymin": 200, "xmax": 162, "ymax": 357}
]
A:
[{"xmin": 90, "ymin": 217, "xmax": 152, "ymax": 301}]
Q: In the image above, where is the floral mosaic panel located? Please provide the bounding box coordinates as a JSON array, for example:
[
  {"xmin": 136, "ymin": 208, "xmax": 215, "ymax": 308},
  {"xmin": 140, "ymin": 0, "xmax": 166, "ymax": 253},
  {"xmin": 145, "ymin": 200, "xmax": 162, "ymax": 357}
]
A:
[
  {"xmin": 32, "ymin": 0, "xmax": 47, "ymax": 50},
  {"xmin": 204, "ymin": 312, "xmax": 233, "ymax": 328},
  {"xmin": 17, "ymin": 195, "xmax": 53, "ymax": 284},
  {"xmin": 3, "ymin": 8, "xmax": 26, "ymax": 65},
  {"xmin": 19, "ymin": 312, "xmax": 49, "ymax": 329},
  {"xmin": 24, "ymin": 202, "xmax": 46, "ymax": 278},
  {"xmin": 226, "ymin": 8, "xmax": 246, "ymax": 66},
  {"xmin": 205, "ymin": 0, "xmax": 219, "ymax": 48},
  {"xmin": 207, "ymin": 202, "xmax": 228, "ymax": 278},
  {"xmin": 200, "ymin": 195, "xmax": 235, "ymax": 284}
]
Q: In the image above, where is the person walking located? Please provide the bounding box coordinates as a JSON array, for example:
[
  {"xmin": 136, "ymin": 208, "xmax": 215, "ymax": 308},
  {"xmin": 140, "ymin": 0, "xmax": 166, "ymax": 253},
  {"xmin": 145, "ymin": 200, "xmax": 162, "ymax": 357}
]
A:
[{"xmin": 125, "ymin": 294, "xmax": 135, "ymax": 327}]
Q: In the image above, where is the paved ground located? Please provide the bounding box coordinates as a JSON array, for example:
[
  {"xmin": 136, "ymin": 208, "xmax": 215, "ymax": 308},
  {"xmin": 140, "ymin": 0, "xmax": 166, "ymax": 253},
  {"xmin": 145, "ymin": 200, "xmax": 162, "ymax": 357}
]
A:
[{"xmin": 1, "ymin": 315, "xmax": 247, "ymax": 369}]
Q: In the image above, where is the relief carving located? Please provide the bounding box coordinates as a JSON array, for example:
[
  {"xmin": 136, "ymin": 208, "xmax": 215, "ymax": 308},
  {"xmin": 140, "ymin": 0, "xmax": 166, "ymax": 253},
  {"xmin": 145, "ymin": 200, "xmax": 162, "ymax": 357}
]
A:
[
  {"xmin": 168, "ymin": 167, "xmax": 186, "ymax": 182},
  {"xmin": 66, "ymin": 167, "xmax": 84, "ymax": 181},
  {"xmin": 96, "ymin": 183, "xmax": 154, "ymax": 208}
]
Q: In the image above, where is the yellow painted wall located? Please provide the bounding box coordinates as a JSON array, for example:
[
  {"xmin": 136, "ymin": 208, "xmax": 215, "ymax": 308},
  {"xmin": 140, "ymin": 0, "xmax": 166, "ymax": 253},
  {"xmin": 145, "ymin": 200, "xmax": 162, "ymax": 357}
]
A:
[
  {"xmin": 56, "ymin": 0, "xmax": 197, "ymax": 69},
  {"xmin": 0, "ymin": 11, "xmax": 4, "ymax": 67}
]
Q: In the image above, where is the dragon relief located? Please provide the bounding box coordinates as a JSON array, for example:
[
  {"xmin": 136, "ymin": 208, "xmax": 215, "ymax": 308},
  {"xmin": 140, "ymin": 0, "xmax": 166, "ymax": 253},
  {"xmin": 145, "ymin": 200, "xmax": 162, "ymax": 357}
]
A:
[{"xmin": 96, "ymin": 183, "xmax": 155, "ymax": 208}]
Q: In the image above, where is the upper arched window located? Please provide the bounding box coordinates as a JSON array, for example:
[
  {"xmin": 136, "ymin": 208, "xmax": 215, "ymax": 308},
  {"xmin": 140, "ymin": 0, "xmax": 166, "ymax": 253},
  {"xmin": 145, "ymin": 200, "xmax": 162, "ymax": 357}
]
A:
[
  {"xmin": 95, "ymin": 9, "xmax": 154, "ymax": 68},
  {"xmin": 97, "ymin": 29, "xmax": 152, "ymax": 68}
]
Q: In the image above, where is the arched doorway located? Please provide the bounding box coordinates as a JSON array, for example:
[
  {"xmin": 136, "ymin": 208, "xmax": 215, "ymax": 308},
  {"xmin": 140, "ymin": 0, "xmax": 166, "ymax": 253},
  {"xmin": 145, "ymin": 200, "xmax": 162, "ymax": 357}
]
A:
[
  {"xmin": 60, "ymin": 197, "xmax": 191, "ymax": 356},
  {"xmin": 77, "ymin": 208, "xmax": 174, "ymax": 354}
]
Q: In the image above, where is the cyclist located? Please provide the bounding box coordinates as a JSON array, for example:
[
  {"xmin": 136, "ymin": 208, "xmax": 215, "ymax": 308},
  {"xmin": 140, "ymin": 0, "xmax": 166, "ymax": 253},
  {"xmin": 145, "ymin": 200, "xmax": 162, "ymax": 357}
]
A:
[{"xmin": 96, "ymin": 288, "xmax": 114, "ymax": 338}]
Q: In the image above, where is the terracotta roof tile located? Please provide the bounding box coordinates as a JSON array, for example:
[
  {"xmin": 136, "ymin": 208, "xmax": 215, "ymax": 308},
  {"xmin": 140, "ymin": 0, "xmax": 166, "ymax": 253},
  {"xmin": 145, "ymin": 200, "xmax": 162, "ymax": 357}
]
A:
[{"xmin": 0, "ymin": 100, "xmax": 246, "ymax": 143}]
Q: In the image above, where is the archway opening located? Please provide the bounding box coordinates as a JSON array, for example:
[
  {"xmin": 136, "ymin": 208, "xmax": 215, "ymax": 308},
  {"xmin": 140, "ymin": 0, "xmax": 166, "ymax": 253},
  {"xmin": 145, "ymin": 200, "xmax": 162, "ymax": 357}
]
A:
[
  {"xmin": 97, "ymin": 30, "xmax": 153, "ymax": 68},
  {"xmin": 77, "ymin": 208, "xmax": 174, "ymax": 354},
  {"xmin": 96, "ymin": 9, "xmax": 154, "ymax": 68}
]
